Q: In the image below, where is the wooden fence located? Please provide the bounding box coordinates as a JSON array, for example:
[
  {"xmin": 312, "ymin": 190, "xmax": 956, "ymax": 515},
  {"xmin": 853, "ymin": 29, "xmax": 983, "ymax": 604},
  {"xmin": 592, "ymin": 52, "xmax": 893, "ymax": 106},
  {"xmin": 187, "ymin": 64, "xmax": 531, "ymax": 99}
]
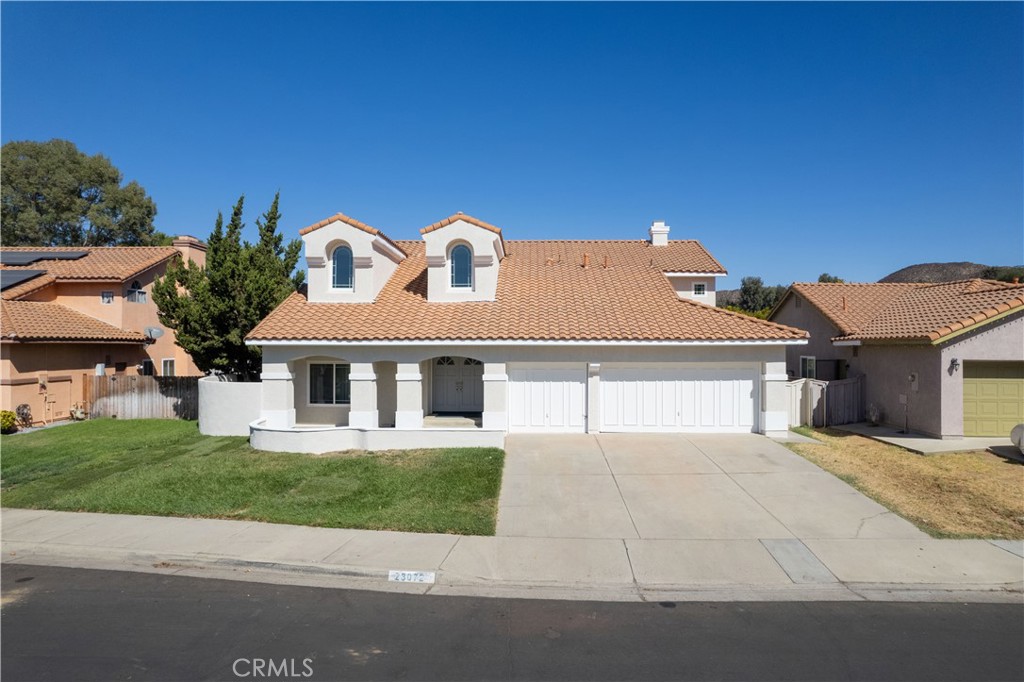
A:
[
  {"xmin": 823, "ymin": 376, "xmax": 865, "ymax": 426},
  {"xmin": 88, "ymin": 375, "xmax": 199, "ymax": 420},
  {"xmin": 785, "ymin": 376, "xmax": 864, "ymax": 427}
]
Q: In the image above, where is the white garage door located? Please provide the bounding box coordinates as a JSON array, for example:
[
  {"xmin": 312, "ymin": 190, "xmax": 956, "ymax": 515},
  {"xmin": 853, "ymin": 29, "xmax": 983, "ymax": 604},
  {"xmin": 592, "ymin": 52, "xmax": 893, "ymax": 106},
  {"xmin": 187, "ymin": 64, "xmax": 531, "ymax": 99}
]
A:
[
  {"xmin": 508, "ymin": 368, "xmax": 587, "ymax": 433},
  {"xmin": 601, "ymin": 367, "xmax": 758, "ymax": 433}
]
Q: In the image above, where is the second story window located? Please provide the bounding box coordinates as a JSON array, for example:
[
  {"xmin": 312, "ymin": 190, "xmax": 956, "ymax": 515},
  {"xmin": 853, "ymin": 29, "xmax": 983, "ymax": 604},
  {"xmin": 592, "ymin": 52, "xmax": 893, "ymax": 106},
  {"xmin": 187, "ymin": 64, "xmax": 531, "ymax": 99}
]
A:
[
  {"xmin": 101, "ymin": 291, "xmax": 114, "ymax": 305},
  {"xmin": 126, "ymin": 280, "xmax": 146, "ymax": 303},
  {"xmin": 450, "ymin": 244, "xmax": 473, "ymax": 289},
  {"xmin": 332, "ymin": 245, "xmax": 353, "ymax": 289},
  {"xmin": 693, "ymin": 283, "xmax": 707, "ymax": 296}
]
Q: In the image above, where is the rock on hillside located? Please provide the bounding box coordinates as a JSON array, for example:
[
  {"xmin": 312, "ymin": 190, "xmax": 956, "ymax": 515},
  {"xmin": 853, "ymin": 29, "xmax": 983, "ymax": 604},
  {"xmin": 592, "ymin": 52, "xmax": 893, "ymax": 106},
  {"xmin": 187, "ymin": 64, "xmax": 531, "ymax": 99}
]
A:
[{"xmin": 880, "ymin": 262, "xmax": 1024, "ymax": 283}]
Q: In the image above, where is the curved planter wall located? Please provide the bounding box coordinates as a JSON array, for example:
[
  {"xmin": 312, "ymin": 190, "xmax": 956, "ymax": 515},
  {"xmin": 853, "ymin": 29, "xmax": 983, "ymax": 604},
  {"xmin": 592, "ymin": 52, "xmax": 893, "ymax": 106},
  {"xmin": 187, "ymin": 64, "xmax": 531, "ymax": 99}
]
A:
[{"xmin": 198, "ymin": 375, "xmax": 262, "ymax": 436}]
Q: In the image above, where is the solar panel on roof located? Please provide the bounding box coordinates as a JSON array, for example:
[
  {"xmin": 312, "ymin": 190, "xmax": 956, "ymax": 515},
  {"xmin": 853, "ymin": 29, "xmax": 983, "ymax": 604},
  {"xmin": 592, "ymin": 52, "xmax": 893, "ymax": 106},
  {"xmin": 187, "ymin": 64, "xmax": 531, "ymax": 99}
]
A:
[
  {"xmin": 1, "ymin": 269, "xmax": 45, "ymax": 291},
  {"xmin": 0, "ymin": 250, "xmax": 88, "ymax": 266}
]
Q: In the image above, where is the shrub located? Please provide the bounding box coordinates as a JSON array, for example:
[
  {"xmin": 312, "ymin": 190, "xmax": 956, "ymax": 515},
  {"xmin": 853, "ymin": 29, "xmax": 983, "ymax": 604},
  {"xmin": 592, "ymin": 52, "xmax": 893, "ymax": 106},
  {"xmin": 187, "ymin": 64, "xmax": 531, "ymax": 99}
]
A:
[{"xmin": 1, "ymin": 410, "xmax": 17, "ymax": 434}]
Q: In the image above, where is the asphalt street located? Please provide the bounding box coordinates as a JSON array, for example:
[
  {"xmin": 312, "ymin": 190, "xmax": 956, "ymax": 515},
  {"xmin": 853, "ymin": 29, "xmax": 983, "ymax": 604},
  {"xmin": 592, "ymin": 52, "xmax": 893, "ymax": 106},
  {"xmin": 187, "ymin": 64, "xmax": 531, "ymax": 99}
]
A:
[{"xmin": 2, "ymin": 564, "xmax": 1022, "ymax": 682}]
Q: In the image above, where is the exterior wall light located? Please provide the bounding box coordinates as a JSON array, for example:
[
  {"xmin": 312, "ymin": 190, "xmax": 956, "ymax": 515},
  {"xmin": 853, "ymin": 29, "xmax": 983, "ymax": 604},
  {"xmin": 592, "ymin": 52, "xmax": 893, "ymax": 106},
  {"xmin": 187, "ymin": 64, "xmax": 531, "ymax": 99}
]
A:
[{"xmin": 950, "ymin": 358, "xmax": 960, "ymax": 373}]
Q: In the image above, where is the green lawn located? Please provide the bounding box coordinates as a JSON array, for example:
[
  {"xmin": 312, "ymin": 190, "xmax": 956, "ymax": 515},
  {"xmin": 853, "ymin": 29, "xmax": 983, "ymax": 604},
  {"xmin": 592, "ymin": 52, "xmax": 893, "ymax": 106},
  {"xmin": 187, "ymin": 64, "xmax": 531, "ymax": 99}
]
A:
[{"xmin": 0, "ymin": 420, "xmax": 504, "ymax": 535}]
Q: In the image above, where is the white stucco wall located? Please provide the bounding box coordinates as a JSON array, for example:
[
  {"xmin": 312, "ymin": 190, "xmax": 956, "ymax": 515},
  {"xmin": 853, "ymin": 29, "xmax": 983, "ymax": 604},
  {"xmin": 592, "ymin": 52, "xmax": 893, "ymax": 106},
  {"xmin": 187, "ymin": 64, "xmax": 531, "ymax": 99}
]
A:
[
  {"xmin": 198, "ymin": 375, "xmax": 262, "ymax": 436},
  {"xmin": 250, "ymin": 421, "xmax": 504, "ymax": 453},
  {"xmin": 422, "ymin": 219, "xmax": 503, "ymax": 302},
  {"xmin": 303, "ymin": 219, "xmax": 403, "ymax": 303},
  {"xmin": 668, "ymin": 276, "xmax": 717, "ymax": 303},
  {"xmin": 255, "ymin": 342, "xmax": 794, "ymax": 440}
]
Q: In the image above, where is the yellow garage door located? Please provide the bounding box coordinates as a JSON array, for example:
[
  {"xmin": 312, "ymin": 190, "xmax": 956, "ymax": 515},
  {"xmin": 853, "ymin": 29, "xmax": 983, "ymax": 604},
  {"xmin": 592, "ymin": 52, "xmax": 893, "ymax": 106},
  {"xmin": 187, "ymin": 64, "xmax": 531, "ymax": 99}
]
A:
[{"xmin": 963, "ymin": 361, "xmax": 1024, "ymax": 437}]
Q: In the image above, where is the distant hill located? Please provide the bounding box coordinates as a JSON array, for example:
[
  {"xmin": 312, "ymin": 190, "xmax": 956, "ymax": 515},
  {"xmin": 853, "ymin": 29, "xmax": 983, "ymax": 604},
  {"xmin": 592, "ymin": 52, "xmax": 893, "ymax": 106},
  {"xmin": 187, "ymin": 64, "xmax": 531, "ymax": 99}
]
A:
[{"xmin": 879, "ymin": 262, "xmax": 1024, "ymax": 284}]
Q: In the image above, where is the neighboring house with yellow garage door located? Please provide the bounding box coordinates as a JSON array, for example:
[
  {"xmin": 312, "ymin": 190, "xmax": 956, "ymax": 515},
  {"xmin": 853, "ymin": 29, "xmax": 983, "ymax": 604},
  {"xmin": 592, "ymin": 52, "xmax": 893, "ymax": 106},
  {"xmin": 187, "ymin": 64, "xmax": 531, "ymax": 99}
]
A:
[{"xmin": 770, "ymin": 279, "xmax": 1024, "ymax": 439}]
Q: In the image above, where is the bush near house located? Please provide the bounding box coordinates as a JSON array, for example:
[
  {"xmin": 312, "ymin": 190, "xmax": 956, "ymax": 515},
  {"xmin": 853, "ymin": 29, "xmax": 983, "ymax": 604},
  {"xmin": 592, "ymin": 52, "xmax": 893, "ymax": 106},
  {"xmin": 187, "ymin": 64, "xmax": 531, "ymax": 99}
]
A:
[
  {"xmin": 0, "ymin": 420, "xmax": 504, "ymax": 535},
  {"xmin": 0, "ymin": 410, "xmax": 17, "ymax": 434}
]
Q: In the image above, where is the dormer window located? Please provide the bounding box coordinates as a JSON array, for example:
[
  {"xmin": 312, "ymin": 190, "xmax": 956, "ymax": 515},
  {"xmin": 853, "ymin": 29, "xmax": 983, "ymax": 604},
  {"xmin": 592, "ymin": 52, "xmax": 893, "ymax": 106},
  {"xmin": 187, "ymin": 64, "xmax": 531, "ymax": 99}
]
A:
[
  {"xmin": 332, "ymin": 245, "xmax": 353, "ymax": 289},
  {"xmin": 450, "ymin": 244, "xmax": 473, "ymax": 289}
]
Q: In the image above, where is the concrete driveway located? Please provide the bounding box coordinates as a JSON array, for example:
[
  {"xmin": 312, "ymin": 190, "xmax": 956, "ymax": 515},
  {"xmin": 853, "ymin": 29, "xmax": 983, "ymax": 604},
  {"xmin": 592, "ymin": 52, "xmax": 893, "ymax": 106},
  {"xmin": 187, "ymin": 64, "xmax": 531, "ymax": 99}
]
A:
[{"xmin": 498, "ymin": 434, "xmax": 928, "ymax": 541}]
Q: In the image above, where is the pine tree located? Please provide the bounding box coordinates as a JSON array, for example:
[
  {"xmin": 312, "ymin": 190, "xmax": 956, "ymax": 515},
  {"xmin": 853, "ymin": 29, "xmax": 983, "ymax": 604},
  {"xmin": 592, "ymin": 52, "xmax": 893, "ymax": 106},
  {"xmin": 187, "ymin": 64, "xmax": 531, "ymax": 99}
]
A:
[{"xmin": 153, "ymin": 194, "xmax": 303, "ymax": 379}]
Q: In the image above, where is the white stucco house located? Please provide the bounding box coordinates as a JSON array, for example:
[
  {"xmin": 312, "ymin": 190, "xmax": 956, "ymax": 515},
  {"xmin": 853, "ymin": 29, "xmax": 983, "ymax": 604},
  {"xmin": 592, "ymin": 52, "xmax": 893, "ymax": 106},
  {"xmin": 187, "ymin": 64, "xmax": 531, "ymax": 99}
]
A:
[{"xmin": 245, "ymin": 212, "xmax": 808, "ymax": 453}]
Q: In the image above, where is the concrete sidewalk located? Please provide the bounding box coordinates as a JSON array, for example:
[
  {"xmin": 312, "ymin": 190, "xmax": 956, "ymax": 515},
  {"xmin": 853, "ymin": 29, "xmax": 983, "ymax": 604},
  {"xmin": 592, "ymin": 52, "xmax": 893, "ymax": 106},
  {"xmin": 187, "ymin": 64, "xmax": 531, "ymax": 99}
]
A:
[
  {"xmin": 834, "ymin": 422, "xmax": 1015, "ymax": 455},
  {"xmin": 3, "ymin": 508, "xmax": 1022, "ymax": 603}
]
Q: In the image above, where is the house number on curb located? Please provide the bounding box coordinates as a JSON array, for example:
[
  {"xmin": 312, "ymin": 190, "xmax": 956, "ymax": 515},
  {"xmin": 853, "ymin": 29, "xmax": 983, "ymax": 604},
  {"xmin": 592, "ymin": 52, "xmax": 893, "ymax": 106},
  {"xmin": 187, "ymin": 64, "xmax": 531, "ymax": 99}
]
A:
[{"xmin": 388, "ymin": 570, "xmax": 436, "ymax": 584}]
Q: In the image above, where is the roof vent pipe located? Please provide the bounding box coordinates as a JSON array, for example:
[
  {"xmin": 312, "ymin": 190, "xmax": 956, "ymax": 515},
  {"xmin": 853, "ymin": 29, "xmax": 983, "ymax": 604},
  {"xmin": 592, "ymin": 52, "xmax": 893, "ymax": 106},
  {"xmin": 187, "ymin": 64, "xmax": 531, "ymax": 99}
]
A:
[
  {"xmin": 582, "ymin": 253, "xmax": 590, "ymax": 268},
  {"xmin": 649, "ymin": 220, "xmax": 670, "ymax": 246}
]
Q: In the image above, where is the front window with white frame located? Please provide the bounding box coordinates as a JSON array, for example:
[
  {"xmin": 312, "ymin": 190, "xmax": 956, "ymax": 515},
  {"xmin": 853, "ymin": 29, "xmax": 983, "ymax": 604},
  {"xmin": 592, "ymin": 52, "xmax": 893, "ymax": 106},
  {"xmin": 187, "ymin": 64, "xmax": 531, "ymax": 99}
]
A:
[
  {"xmin": 450, "ymin": 244, "xmax": 473, "ymax": 289},
  {"xmin": 162, "ymin": 359, "xmax": 175, "ymax": 376},
  {"xmin": 309, "ymin": 363, "xmax": 351, "ymax": 404},
  {"xmin": 800, "ymin": 356, "xmax": 816, "ymax": 379},
  {"xmin": 693, "ymin": 282, "xmax": 707, "ymax": 296}
]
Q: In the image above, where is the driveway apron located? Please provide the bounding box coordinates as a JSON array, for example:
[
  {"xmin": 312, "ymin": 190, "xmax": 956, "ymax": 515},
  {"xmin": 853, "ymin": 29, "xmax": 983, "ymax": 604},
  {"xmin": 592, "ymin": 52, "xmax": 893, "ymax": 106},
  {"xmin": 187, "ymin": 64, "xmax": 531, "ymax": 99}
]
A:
[{"xmin": 497, "ymin": 433, "xmax": 927, "ymax": 542}]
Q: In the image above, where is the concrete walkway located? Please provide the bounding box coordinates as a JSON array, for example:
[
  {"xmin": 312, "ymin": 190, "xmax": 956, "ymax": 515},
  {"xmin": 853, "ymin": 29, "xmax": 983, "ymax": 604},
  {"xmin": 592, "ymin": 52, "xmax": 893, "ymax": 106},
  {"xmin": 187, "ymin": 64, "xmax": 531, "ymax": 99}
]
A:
[{"xmin": 834, "ymin": 422, "xmax": 1015, "ymax": 455}]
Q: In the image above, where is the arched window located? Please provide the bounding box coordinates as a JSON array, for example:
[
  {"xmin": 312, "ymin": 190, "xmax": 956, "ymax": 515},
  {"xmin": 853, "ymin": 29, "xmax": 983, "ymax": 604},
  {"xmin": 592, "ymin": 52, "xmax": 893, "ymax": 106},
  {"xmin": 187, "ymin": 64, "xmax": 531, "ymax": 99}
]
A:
[
  {"xmin": 127, "ymin": 280, "xmax": 147, "ymax": 303},
  {"xmin": 332, "ymin": 245, "xmax": 353, "ymax": 289},
  {"xmin": 450, "ymin": 244, "xmax": 472, "ymax": 289}
]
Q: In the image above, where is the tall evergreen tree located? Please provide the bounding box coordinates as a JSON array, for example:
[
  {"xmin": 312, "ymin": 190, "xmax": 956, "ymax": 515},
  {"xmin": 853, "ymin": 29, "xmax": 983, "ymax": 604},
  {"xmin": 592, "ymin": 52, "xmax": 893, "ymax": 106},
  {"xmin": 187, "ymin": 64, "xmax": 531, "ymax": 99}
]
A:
[{"xmin": 153, "ymin": 194, "xmax": 303, "ymax": 379}]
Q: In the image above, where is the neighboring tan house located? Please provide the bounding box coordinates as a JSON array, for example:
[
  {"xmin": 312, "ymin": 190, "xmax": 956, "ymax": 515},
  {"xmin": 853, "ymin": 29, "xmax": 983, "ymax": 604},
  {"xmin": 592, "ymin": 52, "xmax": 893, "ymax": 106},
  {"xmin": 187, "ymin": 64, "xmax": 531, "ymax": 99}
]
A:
[
  {"xmin": 769, "ymin": 281, "xmax": 1024, "ymax": 438},
  {"xmin": 244, "ymin": 212, "xmax": 808, "ymax": 453},
  {"xmin": 0, "ymin": 238, "xmax": 207, "ymax": 424}
]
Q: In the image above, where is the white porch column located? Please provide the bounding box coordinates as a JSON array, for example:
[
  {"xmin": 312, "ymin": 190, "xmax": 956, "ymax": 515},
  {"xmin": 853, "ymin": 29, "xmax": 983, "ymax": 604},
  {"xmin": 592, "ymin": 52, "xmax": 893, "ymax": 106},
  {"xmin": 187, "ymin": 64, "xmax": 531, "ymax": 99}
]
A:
[
  {"xmin": 587, "ymin": 363, "xmax": 601, "ymax": 433},
  {"xmin": 348, "ymin": 362, "xmax": 378, "ymax": 429},
  {"xmin": 482, "ymin": 362, "xmax": 507, "ymax": 431},
  {"xmin": 761, "ymin": 360, "xmax": 789, "ymax": 437},
  {"xmin": 395, "ymin": 362, "xmax": 424, "ymax": 429},
  {"xmin": 260, "ymin": 367, "xmax": 295, "ymax": 429}
]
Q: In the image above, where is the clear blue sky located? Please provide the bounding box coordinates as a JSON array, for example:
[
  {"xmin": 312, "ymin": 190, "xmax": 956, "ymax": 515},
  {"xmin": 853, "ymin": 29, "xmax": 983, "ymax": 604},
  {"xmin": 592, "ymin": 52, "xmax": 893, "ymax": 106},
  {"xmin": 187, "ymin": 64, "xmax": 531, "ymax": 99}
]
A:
[{"xmin": 3, "ymin": 2, "xmax": 1021, "ymax": 288}]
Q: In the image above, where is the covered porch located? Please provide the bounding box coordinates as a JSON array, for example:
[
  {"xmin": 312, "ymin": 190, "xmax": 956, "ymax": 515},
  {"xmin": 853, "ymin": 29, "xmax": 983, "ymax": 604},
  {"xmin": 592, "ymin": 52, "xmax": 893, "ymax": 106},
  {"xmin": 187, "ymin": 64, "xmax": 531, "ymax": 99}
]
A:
[{"xmin": 250, "ymin": 350, "xmax": 506, "ymax": 453}]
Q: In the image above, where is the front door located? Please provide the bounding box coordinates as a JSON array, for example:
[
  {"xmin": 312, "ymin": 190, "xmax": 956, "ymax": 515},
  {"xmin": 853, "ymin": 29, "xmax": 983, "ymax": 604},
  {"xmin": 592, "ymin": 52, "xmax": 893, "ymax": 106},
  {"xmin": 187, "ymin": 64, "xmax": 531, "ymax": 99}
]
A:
[{"xmin": 432, "ymin": 357, "xmax": 484, "ymax": 412}]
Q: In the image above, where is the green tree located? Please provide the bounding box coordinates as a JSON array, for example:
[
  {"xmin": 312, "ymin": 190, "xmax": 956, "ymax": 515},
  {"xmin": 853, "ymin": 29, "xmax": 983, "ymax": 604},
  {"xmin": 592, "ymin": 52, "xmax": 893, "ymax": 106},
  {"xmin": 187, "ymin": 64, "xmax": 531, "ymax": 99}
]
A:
[
  {"xmin": 153, "ymin": 194, "xmax": 303, "ymax": 379},
  {"xmin": 739, "ymin": 276, "xmax": 775, "ymax": 312},
  {"xmin": 1, "ymin": 139, "xmax": 165, "ymax": 246},
  {"xmin": 817, "ymin": 273, "xmax": 844, "ymax": 283},
  {"xmin": 980, "ymin": 266, "xmax": 1024, "ymax": 283}
]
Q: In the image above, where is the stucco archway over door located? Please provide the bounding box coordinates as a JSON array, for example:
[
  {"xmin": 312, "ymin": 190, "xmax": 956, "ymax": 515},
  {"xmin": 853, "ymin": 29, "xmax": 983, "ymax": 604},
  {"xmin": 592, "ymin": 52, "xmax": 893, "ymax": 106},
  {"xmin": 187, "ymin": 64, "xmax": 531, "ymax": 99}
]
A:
[{"xmin": 431, "ymin": 356, "xmax": 484, "ymax": 412}]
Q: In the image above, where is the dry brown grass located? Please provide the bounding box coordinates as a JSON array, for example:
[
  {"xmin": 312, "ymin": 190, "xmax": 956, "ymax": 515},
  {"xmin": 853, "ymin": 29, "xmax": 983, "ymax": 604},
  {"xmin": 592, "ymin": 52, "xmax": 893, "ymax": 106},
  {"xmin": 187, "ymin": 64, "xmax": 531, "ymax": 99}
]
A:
[{"xmin": 786, "ymin": 429, "xmax": 1024, "ymax": 539}]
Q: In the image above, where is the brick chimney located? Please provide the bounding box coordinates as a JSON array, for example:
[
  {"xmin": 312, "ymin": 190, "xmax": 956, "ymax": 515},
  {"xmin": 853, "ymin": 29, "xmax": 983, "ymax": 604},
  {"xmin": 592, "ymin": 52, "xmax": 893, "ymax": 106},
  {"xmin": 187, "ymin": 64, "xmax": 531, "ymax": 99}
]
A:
[
  {"xmin": 649, "ymin": 220, "xmax": 670, "ymax": 246},
  {"xmin": 172, "ymin": 235, "xmax": 208, "ymax": 267}
]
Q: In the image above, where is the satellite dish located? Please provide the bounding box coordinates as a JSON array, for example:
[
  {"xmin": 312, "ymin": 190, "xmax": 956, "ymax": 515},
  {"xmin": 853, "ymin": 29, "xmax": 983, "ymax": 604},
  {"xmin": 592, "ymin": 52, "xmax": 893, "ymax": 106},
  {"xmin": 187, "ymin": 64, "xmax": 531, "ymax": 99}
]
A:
[{"xmin": 143, "ymin": 327, "xmax": 164, "ymax": 340}]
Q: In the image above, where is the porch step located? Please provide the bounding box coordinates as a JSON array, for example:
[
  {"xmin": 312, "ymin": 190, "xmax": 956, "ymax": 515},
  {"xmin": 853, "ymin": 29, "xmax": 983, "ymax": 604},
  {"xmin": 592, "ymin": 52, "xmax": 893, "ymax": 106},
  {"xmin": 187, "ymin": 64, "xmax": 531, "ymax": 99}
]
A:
[{"xmin": 423, "ymin": 414, "xmax": 482, "ymax": 429}]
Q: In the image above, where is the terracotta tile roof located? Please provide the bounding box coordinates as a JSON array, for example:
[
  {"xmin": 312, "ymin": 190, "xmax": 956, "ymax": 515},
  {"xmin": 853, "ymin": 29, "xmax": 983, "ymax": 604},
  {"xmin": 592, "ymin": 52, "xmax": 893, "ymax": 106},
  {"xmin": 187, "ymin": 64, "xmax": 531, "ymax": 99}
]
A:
[
  {"xmin": 297, "ymin": 212, "xmax": 407, "ymax": 256},
  {"xmin": 782, "ymin": 280, "xmax": 1024, "ymax": 343},
  {"xmin": 0, "ymin": 246, "xmax": 179, "ymax": 284},
  {"xmin": 420, "ymin": 212, "xmax": 503, "ymax": 236},
  {"xmin": 0, "ymin": 300, "xmax": 146, "ymax": 343},
  {"xmin": 848, "ymin": 280, "xmax": 1024, "ymax": 342},
  {"xmin": 786, "ymin": 282, "xmax": 921, "ymax": 336},
  {"xmin": 1, "ymin": 272, "xmax": 57, "ymax": 300},
  {"xmin": 248, "ymin": 240, "xmax": 803, "ymax": 342}
]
